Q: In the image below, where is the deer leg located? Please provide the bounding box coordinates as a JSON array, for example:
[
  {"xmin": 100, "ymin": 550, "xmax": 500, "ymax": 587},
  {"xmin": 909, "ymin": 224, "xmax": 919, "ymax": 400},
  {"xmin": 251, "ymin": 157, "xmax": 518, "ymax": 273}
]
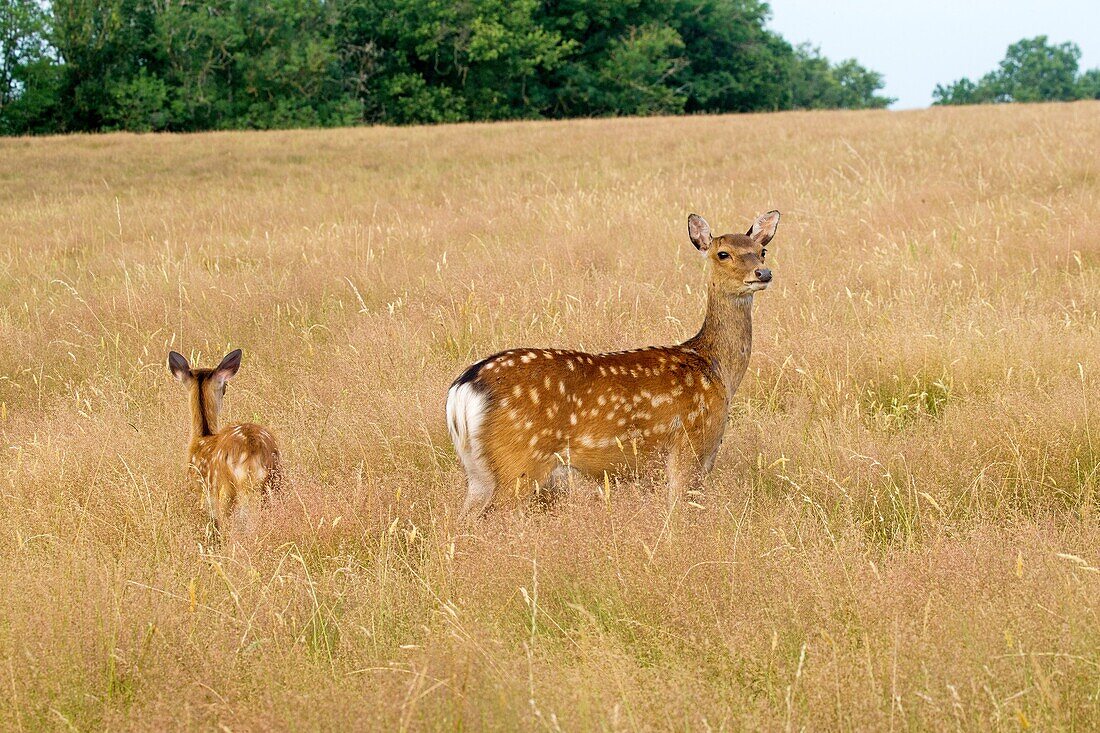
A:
[
  {"xmin": 536, "ymin": 465, "xmax": 577, "ymax": 509},
  {"xmin": 461, "ymin": 467, "xmax": 535, "ymax": 518},
  {"xmin": 665, "ymin": 441, "xmax": 705, "ymax": 505},
  {"xmin": 460, "ymin": 473, "xmax": 497, "ymax": 518},
  {"xmin": 262, "ymin": 455, "xmax": 284, "ymax": 507},
  {"xmin": 198, "ymin": 482, "xmax": 221, "ymax": 544},
  {"xmin": 521, "ymin": 455, "xmax": 560, "ymax": 509},
  {"xmin": 217, "ymin": 488, "xmax": 236, "ymax": 541},
  {"xmin": 700, "ymin": 439, "xmax": 722, "ymax": 475},
  {"xmin": 235, "ymin": 486, "xmax": 260, "ymax": 537},
  {"xmin": 462, "ymin": 453, "xmax": 558, "ymax": 517}
]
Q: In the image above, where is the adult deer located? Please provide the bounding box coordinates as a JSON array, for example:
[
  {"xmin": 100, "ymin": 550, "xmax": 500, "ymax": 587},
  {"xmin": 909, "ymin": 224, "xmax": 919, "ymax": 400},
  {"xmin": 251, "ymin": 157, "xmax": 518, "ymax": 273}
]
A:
[
  {"xmin": 168, "ymin": 348, "xmax": 282, "ymax": 538},
  {"xmin": 447, "ymin": 210, "xmax": 779, "ymax": 516}
]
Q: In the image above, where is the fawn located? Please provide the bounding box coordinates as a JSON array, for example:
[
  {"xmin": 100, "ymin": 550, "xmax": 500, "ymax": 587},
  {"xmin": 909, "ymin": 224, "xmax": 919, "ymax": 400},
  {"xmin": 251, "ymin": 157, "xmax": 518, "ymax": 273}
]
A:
[
  {"xmin": 447, "ymin": 210, "xmax": 779, "ymax": 516},
  {"xmin": 168, "ymin": 348, "xmax": 282, "ymax": 538}
]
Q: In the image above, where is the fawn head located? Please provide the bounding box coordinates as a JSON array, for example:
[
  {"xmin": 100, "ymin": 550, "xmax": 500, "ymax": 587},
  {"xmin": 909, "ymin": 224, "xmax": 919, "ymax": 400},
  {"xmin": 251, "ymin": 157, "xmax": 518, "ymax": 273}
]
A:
[
  {"xmin": 168, "ymin": 349, "xmax": 243, "ymax": 434},
  {"xmin": 688, "ymin": 211, "xmax": 780, "ymax": 296}
]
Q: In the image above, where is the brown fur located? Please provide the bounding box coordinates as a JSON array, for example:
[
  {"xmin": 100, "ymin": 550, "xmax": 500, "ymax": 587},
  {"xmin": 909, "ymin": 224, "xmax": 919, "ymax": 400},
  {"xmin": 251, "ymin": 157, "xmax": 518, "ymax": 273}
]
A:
[
  {"xmin": 449, "ymin": 211, "xmax": 779, "ymax": 515},
  {"xmin": 168, "ymin": 349, "xmax": 282, "ymax": 538}
]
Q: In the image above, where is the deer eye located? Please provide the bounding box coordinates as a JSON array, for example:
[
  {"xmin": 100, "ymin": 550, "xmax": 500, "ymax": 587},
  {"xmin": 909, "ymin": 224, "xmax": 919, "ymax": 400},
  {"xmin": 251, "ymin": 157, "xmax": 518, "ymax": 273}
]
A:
[
  {"xmin": 716, "ymin": 251, "xmax": 731, "ymax": 261},
  {"xmin": 761, "ymin": 248, "xmax": 767, "ymax": 259}
]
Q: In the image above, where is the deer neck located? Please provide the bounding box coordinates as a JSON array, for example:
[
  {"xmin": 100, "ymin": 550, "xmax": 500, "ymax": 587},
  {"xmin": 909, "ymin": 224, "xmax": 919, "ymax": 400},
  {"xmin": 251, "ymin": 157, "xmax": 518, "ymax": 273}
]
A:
[
  {"xmin": 189, "ymin": 382, "xmax": 218, "ymax": 444},
  {"xmin": 683, "ymin": 287, "xmax": 754, "ymax": 396}
]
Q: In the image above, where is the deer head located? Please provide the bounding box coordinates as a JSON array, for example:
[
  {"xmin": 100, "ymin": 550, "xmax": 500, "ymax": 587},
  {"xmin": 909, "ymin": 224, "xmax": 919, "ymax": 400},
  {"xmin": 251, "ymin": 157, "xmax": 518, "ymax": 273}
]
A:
[
  {"xmin": 168, "ymin": 349, "xmax": 243, "ymax": 436},
  {"xmin": 688, "ymin": 210, "xmax": 780, "ymax": 297}
]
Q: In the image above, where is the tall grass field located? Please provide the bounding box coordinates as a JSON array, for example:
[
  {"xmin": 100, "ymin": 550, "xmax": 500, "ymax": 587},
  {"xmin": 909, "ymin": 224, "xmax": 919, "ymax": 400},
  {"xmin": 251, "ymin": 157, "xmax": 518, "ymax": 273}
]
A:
[{"xmin": 1, "ymin": 103, "xmax": 1098, "ymax": 730}]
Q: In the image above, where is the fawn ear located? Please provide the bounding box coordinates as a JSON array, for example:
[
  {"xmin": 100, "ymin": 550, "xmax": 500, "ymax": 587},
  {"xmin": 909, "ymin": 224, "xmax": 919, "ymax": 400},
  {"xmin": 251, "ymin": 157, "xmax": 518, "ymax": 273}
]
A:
[
  {"xmin": 688, "ymin": 214, "xmax": 713, "ymax": 253},
  {"xmin": 747, "ymin": 210, "xmax": 780, "ymax": 246},
  {"xmin": 168, "ymin": 351, "xmax": 192, "ymax": 383},
  {"xmin": 213, "ymin": 349, "xmax": 242, "ymax": 383}
]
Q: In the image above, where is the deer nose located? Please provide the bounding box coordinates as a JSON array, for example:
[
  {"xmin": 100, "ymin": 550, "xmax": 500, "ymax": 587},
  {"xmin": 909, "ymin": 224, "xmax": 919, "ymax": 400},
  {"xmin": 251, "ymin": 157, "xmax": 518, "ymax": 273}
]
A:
[{"xmin": 754, "ymin": 268, "xmax": 772, "ymax": 282}]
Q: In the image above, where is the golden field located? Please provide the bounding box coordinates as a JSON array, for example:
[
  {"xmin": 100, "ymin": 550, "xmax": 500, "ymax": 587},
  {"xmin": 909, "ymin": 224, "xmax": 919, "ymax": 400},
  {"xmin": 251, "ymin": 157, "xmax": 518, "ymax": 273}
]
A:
[{"xmin": 1, "ymin": 102, "xmax": 1099, "ymax": 730}]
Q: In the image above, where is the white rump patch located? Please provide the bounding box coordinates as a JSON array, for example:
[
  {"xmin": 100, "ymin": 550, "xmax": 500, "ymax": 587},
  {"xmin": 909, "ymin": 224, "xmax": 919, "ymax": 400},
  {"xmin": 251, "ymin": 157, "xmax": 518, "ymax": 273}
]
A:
[{"xmin": 446, "ymin": 382, "xmax": 494, "ymax": 509}]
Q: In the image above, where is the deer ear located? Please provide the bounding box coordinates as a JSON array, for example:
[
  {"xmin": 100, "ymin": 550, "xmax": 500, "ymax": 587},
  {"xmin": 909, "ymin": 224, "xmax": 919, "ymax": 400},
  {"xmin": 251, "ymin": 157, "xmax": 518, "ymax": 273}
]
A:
[
  {"xmin": 688, "ymin": 214, "xmax": 713, "ymax": 252},
  {"xmin": 747, "ymin": 210, "xmax": 780, "ymax": 246},
  {"xmin": 168, "ymin": 351, "xmax": 192, "ymax": 383},
  {"xmin": 213, "ymin": 349, "xmax": 242, "ymax": 383}
]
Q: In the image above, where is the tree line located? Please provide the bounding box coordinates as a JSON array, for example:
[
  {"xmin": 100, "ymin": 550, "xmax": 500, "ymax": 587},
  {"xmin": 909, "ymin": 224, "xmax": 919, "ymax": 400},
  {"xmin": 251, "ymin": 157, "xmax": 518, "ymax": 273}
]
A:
[
  {"xmin": 934, "ymin": 36, "xmax": 1100, "ymax": 106},
  {"xmin": 0, "ymin": 0, "xmax": 895, "ymax": 135}
]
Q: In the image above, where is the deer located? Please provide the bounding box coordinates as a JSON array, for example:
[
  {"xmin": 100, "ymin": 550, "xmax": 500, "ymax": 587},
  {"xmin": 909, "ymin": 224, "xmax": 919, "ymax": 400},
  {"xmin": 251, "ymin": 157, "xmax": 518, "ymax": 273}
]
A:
[
  {"xmin": 446, "ymin": 210, "xmax": 780, "ymax": 516},
  {"xmin": 167, "ymin": 348, "xmax": 282, "ymax": 539}
]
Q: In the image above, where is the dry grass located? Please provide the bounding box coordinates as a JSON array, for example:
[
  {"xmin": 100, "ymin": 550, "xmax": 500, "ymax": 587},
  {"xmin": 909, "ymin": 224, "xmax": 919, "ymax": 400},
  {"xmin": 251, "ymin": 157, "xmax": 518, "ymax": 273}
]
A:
[{"xmin": 1, "ymin": 102, "xmax": 1099, "ymax": 730}]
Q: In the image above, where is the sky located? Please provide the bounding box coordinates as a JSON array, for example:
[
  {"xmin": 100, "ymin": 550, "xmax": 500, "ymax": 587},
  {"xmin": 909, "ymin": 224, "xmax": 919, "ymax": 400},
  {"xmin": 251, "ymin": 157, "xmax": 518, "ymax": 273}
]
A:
[{"xmin": 766, "ymin": 0, "xmax": 1100, "ymax": 109}]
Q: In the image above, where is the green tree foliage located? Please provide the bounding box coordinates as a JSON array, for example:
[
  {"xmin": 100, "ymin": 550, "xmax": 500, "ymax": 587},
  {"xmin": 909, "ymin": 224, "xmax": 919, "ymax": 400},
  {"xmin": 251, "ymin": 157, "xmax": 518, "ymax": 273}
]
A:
[
  {"xmin": 1, "ymin": 0, "xmax": 896, "ymax": 134},
  {"xmin": 49, "ymin": 0, "xmax": 161, "ymax": 130},
  {"xmin": 0, "ymin": 0, "xmax": 63, "ymax": 133},
  {"xmin": 340, "ymin": 0, "xmax": 571, "ymax": 124},
  {"xmin": 1079, "ymin": 68, "xmax": 1100, "ymax": 100},
  {"xmin": 674, "ymin": 0, "xmax": 797, "ymax": 113},
  {"xmin": 589, "ymin": 24, "xmax": 687, "ymax": 116},
  {"xmin": 19, "ymin": 0, "xmax": 358, "ymax": 132},
  {"xmin": 998, "ymin": 36, "xmax": 1080, "ymax": 102},
  {"xmin": 788, "ymin": 44, "xmax": 893, "ymax": 110},
  {"xmin": 934, "ymin": 36, "xmax": 1098, "ymax": 106}
]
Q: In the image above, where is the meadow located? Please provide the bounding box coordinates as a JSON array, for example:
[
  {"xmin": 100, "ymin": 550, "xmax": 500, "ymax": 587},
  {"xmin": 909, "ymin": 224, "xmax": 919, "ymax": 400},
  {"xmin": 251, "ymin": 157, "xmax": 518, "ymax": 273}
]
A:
[{"xmin": 0, "ymin": 102, "xmax": 1098, "ymax": 730}]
